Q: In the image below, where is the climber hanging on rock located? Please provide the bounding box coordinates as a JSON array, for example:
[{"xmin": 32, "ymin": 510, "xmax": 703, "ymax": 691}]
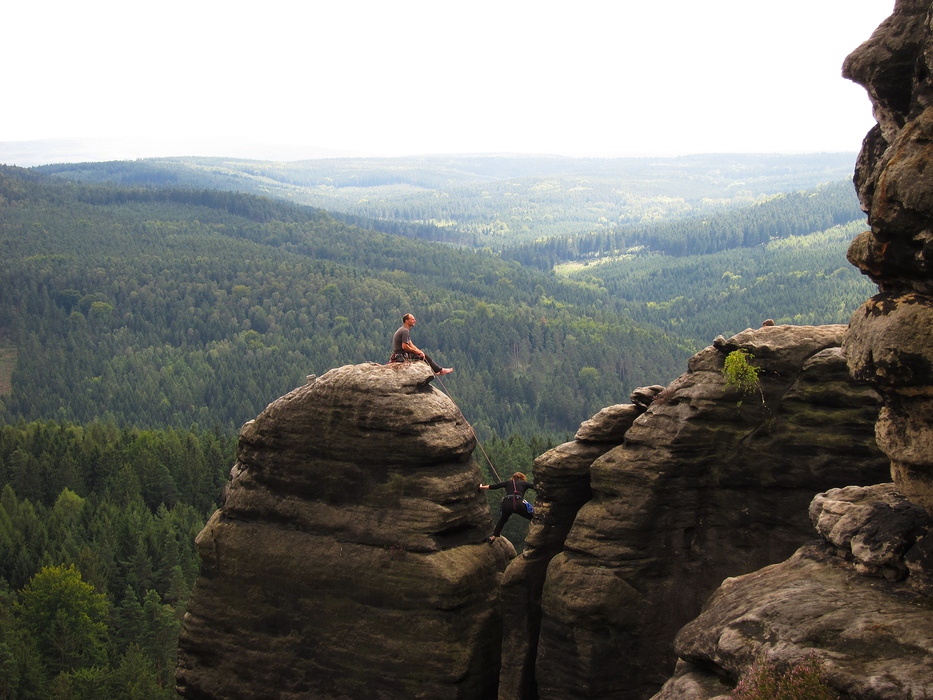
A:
[
  {"xmin": 479, "ymin": 472, "xmax": 535, "ymax": 543},
  {"xmin": 390, "ymin": 313, "xmax": 453, "ymax": 375}
]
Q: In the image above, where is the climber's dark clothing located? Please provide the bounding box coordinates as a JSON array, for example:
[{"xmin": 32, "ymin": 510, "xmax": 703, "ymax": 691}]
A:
[{"xmin": 489, "ymin": 478, "xmax": 535, "ymax": 537}]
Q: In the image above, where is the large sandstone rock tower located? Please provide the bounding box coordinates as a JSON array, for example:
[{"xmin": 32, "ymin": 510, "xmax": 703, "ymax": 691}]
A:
[
  {"xmin": 842, "ymin": 0, "xmax": 933, "ymax": 514},
  {"xmin": 176, "ymin": 363, "xmax": 510, "ymax": 699}
]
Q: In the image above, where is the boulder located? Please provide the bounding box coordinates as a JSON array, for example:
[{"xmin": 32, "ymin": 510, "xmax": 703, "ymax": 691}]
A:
[
  {"xmin": 653, "ymin": 485, "xmax": 933, "ymax": 700},
  {"xmin": 574, "ymin": 403, "xmax": 643, "ymax": 444},
  {"xmin": 810, "ymin": 483, "xmax": 930, "ymax": 583},
  {"xmin": 176, "ymin": 362, "xmax": 510, "ymax": 700}
]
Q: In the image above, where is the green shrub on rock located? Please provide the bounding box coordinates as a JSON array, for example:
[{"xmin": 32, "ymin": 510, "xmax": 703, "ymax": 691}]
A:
[{"xmin": 723, "ymin": 349, "xmax": 763, "ymax": 407}]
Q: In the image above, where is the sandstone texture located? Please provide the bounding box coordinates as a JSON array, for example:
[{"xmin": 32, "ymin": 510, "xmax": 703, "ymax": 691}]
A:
[
  {"xmin": 498, "ymin": 387, "xmax": 655, "ymax": 700},
  {"xmin": 534, "ymin": 325, "xmax": 889, "ymax": 700},
  {"xmin": 652, "ymin": 485, "xmax": 933, "ymax": 700},
  {"xmin": 811, "ymin": 483, "xmax": 931, "ymax": 584},
  {"xmin": 843, "ymin": 0, "xmax": 933, "ymax": 512},
  {"xmin": 176, "ymin": 362, "xmax": 510, "ymax": 700},
  {"xmin": 175, "ymin": 330, "xmax": 895, "ymax": 700}
]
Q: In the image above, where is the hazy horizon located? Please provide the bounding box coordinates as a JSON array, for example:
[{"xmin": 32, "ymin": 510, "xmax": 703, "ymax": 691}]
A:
[
  {"xmin": 0, "ymin": 136, "xmax": 865, "ymax": 169},
  {"xmin": 3, "ymin": 1, "xmax": 894, "ymax": 164}
]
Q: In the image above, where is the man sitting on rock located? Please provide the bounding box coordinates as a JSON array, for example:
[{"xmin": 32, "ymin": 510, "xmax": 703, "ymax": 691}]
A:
[{"xmin": 390, "ymin": 313, "xmax": 453, "ymax": 375}]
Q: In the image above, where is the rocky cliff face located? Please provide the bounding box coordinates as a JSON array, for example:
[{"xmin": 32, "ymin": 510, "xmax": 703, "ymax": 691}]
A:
[
  {"xmin": 531, "ymin": 325, "xmax": 889, "ymax": 700},
  {"xmin": 842, "ymin": 0, "xmax": 933, "ymax": 514},
  {"xmin": 650, "ymin": 2, "xmax": 933, "ymax": 697},
  {"xmin": 177, "ymin": 322, "xmax": 887, "ymax": 700},
  {"xmin": 176, "ymin": 362, "xmax": 512, "ymax": 699},
  {"xmin": 651, "ymin": 485, "xmax": 933, "ymax": 700},
  {"xmin": 497, "ymin": 389, "xmax": 659, "ymax": 700}
]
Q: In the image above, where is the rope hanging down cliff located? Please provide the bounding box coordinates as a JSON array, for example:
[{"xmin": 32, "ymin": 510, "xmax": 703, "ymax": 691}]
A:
[{"xmin": 432, "ymin": 370, "xmax": 502, "ymax": 483}]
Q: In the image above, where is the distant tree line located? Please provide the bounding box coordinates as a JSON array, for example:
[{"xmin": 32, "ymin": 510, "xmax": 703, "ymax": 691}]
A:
[
  {"xmin": 502, "ymin": 180, "xmax": 864, "ymax": 269},
  {"xmin": 36, "ymin": 153, "xmax": 858, "ymax": 249},
  {"xmin": 562, "ymin": 220, "xmax": 877, "ymax": 343}
]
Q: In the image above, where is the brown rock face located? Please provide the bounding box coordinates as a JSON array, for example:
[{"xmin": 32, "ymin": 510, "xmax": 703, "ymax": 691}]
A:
[
  {"xmin": 496, "ymin": 440, "xmax": 602, "ymax": 700},
  {"xmin": 176, "ymin": 363, "xmax": 510, "ymax": 700},
  {"xmin": 843, "ymin": 0, "xmax": 933, "ymax": 513},
  {"xmin": 535, "ymin": 325, "xmax": 889, "ymax": 700},
  {"xmin": 652, "ymin": 485, "xmax": 933, "ymax": 700},
  {"xmin": 810, "ymin": 483, "xmax": 931, "ymax": 584},
  {"xmin": 498, "ymin": 388, "xmax": 653, "ymax": 700}
]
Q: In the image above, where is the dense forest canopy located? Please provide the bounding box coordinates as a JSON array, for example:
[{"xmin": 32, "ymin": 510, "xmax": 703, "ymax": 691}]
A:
[
  {"xmin": 0, "ymin": 159, "xmax": 876, "ymax": 434},
  {"xmin": 0, "ymin": 420, "xmax": 233, "ymax": 698},
  {"xmin": 0, "ymin": 152, "xmax": 878, "ymax": 698},
  {"xmin": 560, "ymin": 220, "xmax": 875, "ymax": 343},
  {"xmin": 503, "ymin": 180, "xmax": 864, "ymax": 269},
  {"xmin": 0, "ymin": 165, "xmax": 691, "ymax": 438}
]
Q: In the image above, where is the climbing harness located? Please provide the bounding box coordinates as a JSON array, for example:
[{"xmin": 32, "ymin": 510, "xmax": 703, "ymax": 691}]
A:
[
  {"xmin": 508, "ymin": 478, "xmax": 521, "ymax": 506},
  {"xmin": 432, "ymin": 368, "xmax": 502, "ymax": 483},
  {"xmin": 505, "ymin": 477, "xmax": 534, "ymax": 515}
]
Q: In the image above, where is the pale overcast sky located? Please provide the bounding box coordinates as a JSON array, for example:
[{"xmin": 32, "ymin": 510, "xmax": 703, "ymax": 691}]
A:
[{"xmin": 3, "ymin": 0, "xmax": 895, "ymax": 159}]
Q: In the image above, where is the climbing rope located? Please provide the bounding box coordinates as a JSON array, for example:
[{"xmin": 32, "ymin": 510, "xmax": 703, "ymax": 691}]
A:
[{"xmin": 432, "ymin": 369, "xmax": 502, "ymax": 483}]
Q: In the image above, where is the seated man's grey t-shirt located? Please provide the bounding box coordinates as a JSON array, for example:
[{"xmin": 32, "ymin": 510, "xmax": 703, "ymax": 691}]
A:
[{"xmin": 392, "ymin": 326, "xmax": 410, "ymax": 353}]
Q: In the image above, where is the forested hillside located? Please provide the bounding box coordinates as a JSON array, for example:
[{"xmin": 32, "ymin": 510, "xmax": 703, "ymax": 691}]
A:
[
  {"xmin": 504, "ymin": 180, "xmax": 863, "ymax": 269},
  {"xmin": 560, "ymin": 220, "xmax": 876, "ymax": 343},
  {"xmin": 0, "ymin": 165, "xmax": 689, "ymax": 440},
  {"xmin": 0, "ymin": 161, "xmax": 876, "ymax": 433}
]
